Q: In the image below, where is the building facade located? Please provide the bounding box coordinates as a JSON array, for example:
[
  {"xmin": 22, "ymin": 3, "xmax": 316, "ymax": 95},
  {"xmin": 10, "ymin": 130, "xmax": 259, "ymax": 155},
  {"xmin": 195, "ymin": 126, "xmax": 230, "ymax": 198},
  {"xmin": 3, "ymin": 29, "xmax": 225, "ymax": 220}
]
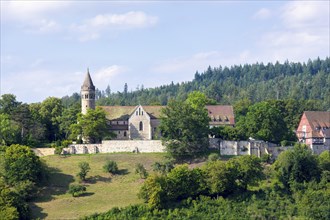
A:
[{"xmin": 296, "ymin": 111, "xmax": 330, "ymax": 150}]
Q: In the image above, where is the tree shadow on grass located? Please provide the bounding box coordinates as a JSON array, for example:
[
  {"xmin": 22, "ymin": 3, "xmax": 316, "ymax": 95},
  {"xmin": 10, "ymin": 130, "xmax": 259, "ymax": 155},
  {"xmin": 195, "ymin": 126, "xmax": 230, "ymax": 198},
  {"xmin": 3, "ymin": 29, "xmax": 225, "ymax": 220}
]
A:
[
  {"xmin": 34, "ymin": 167, "xmax": 75, "ymax": 202},
  {"xmin": 117, "ymin": 168, "xmax": 129, "ymax": 175},
  {"xmin": 29, "ymin": 167, "xmax": 75, "ymax": 219},
  {"xmin": 29, "ymin": 202, "xmax": 48, "ymax": 219},
  {"xmin": 79, "ymin": 192, "xmax": 95, "ymax": 197},
  {"xmin": 87, "ymin": 175, "xmax": 112, "ymax": 184}
]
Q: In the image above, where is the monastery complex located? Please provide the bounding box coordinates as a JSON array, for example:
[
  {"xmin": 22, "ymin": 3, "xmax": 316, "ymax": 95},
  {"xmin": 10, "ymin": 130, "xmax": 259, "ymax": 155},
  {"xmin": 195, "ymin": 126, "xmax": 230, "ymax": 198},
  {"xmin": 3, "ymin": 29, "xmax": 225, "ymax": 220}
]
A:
[{"xmin": 81, "ymin": 70, "xmax": 235, "ymax": 141}]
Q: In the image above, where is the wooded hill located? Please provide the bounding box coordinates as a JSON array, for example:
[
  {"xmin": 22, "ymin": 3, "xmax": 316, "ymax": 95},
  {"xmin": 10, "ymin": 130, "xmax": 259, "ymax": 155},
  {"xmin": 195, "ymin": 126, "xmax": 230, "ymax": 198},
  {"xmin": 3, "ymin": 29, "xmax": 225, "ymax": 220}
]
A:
[{"xmin": 92, "ymin": 57, "xmax": 330, "ymax": 110}]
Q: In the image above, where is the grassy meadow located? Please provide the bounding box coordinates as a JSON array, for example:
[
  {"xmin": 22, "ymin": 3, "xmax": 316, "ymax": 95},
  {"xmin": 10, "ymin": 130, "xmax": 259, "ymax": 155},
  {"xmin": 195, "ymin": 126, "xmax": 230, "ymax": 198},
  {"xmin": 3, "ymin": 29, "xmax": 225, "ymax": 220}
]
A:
[{"xmin": 29, "ymin": 153, "xmax": 166, "ymax": 219}]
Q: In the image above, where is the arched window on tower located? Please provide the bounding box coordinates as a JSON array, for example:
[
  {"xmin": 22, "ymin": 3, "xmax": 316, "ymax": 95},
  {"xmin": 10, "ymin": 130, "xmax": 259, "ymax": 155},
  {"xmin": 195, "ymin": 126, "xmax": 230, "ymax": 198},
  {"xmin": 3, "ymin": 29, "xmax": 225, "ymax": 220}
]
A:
[{"xmin": 139, "ymin": 121, "xmax": 143, "ymax": 131}]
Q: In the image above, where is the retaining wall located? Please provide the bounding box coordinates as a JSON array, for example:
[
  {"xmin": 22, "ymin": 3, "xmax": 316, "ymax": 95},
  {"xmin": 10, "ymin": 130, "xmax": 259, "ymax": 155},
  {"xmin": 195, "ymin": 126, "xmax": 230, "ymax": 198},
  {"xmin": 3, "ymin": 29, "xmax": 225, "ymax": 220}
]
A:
[{"xmin": 68, "ymin": 140, "xmax": 165, "ymax": 154}]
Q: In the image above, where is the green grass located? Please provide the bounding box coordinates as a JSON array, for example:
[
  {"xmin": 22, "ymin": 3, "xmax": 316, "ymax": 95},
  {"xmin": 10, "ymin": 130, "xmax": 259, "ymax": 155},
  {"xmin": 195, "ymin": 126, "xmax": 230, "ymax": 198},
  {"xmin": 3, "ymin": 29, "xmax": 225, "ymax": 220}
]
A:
[{"xmin": 29, "ymin": 153, "xmax": 166, "ymax": 219}]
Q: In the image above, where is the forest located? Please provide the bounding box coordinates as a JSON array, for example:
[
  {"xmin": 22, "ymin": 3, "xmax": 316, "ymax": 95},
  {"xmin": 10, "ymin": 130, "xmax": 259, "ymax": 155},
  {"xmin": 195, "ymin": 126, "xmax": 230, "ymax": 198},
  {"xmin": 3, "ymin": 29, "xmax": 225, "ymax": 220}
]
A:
[{"xmin": 93, "ymin": 57, "xmax": 330, "ymax": 110}]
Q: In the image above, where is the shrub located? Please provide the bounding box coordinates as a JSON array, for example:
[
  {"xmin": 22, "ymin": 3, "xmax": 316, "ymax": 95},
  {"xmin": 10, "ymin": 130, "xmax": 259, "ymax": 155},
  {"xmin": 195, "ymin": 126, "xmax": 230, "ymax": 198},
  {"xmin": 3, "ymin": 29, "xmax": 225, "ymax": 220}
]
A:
[
  {"xmin": 260, "ymin": 154, "xmax": 272, "ymax": 163},
  {"xmin": 152, "ymin": 160, "xmax": 174, "ymax": 175},
  {"xmin": 208, "ymin": 153, "xmax": 219, "ymax": 162},
  {"xmin": 68, "ymin": 184, "xmax": 86, "ymax": 197},
  {"xmin": 103, "ymin": 160, "xmax": 118, "ymax": 175},
  {"xmin": 318, "ymin": 151, "xmax": 330, "ymax": 172},
  {"xmin": 135, "ymin": 163, "xmax": 148, "ymax": 179},
  {"xmin": 61, "ymin": 140, "xmax": 72, "ymax": 148},
  {"xmin": 77, "ymin": 162, "xmax": 90, "ymax": 181},
  {"xmin": 54, "ymin": 146, "xmax": 64, "ymax": 155},
  {"xmin": 280, "ymin": 140, "xmax": 288, "ymax": 146}
]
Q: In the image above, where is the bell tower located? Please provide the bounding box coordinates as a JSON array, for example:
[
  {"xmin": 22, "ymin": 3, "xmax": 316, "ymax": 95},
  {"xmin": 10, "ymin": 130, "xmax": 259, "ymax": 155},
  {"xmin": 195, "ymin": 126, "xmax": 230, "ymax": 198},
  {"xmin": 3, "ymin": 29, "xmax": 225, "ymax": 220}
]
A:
[{"xmin": 81, "ymin": 68, "xmax": 95, "ymax": 114}]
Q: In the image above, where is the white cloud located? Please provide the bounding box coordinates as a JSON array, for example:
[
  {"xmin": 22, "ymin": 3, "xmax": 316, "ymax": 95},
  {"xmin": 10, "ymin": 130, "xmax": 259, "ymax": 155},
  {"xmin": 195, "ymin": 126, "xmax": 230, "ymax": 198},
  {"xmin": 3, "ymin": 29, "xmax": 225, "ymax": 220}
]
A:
[
  {"xmin": 253, "ymin": 8, "xmax": 271, "ymax": 20},
  {"xmin": 94, "ymin": 65, "xmax": 128, "ymax": 89},
  {"xmin": 87, "ymin": 11, "xmax": 158, "ymax": 28},
  {"xmin": 1, "ymin": 1, "xmax": 68, "ymax": 34},
  {"xmin": 281, "ymin": 1, "xmax": 328, "ymax": 29},
  {"xmin": 71, "ymin": 11, "xmax": 158, "ymax": 41},
  {"xmin": 37, "ymin": 19, "xmax": 61, "ymax": 33},
  {"xmin": 2, "ymin": 1, "xmax": 71, "ymax": 21},
  {"xmin": 2, "ymin": 69, "xmax": 83, "ymax": 103},
  {"xmin": 79, "ymin": 33, "xmax": 100, "ymax": 42},
  {"xmin": 255, "ymin": 1, "xmax": 329, "ymax": 63}
]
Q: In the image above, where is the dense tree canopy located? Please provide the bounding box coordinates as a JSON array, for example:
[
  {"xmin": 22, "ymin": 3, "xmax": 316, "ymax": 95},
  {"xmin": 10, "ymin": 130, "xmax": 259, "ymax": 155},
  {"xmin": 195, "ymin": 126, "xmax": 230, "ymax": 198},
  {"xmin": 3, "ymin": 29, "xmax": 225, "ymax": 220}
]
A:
[
  {"xmin": 159, "ymin": 92, "xmax": 210, "ymax": 160},
  {"xmin": 0, "ymin": 144, "xmax": 47, "ymax": 219},
  {"xmin": 237, "ymin": 101, "xmax": 289, "ymax": 143},
  {"xmin": 273, "ymin": 144, "xmax": 321, "ymax": 189},
  {"xmin": 3, "ymin": 145, "xmax": 44, "ymax": 185},
  {"xmin": 70, "ymin": 107, "xmax": 112, "ymax": 143}
]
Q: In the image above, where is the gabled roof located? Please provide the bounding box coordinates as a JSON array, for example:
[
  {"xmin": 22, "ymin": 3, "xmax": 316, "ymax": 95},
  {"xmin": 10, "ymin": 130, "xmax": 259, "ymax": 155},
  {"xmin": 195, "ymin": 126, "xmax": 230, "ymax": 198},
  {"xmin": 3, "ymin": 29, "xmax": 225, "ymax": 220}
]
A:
[
  {"xmin": 99, "ymin": 105, "xmax": 164, "ymax": 120},
  {"xmin": 142, "ymin": 106, "xmax": 164, "ymax": 119},
  {"xmin": 305, "ymin": 111, "xmax": 330, "ymax": 128},
  {"xmin": 304, "ymin": 111, "xmax": 330, "ymax": 138},
  {"xmin": 100, "ymin": 105, "xmax": 235, "ymax": 125},
  {"xmin": 206, "ymin": 105, "xmax": 235, "ymax": 125},
  {"xmin": 100, "ymin": 106, "xmax": 135, "ymax": 120},
  {"xmin": 81, "ymin": 69, "xmax": 95, "ymax": 90}
]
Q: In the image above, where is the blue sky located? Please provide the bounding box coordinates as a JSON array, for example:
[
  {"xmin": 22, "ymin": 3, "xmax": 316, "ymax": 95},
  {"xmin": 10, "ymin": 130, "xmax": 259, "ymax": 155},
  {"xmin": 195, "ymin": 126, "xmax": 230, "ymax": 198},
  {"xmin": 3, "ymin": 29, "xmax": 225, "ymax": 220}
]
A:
[{"xmin": 1, "ymin": 1, "xmax": 329, "ymax": 103}]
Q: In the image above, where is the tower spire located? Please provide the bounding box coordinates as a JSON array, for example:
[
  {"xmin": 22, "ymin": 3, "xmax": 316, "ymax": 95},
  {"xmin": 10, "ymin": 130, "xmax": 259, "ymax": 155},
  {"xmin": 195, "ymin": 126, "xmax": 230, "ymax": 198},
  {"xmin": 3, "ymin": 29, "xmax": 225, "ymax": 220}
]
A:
[
  {"xmin": 81, "ymin": 68, "xmax": 95, "ymax": 90},
  {"xmin": 81, "ymin": 69, "xmax": 96, "ymax": 115}
]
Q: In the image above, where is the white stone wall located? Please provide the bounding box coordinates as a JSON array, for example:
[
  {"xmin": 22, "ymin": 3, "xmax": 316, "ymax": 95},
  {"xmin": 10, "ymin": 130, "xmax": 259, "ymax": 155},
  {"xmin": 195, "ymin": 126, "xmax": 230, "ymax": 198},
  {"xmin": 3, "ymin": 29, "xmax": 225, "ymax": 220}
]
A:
[
  {"xmin": 68, "ymin": 140, "xmax": 165, "ymax": 154},
  {"xmin": 210, "ymin": 139, "xmax": 272, "ymax": 157}
]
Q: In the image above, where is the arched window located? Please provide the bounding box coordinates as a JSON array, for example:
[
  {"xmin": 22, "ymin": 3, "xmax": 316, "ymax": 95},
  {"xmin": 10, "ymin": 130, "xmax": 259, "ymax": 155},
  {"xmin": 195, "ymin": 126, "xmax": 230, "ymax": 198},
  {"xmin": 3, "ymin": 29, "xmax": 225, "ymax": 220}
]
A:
[
  {"xmin": 124, "ymin": 131, "xmax": 127, "ymax": 137},
  {"xmin": 139, "ymin": 121, "xmax": 143, "ymax": 131}
]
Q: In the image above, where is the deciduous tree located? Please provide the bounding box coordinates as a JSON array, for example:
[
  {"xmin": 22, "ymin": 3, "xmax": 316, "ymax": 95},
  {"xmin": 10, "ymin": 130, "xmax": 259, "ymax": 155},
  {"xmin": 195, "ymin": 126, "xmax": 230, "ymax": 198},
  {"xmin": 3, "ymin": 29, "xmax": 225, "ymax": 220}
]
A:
[
  {"xmin": 70, "ymin": 107, "xmax": 113, "ymax": 143},
  {"xmin": 159, "ymin": 93, "xmax": 210, "ymax": 160},
  {"xmin": 273, "ymin": 144, "xmax": 320, "ymax": 189}
]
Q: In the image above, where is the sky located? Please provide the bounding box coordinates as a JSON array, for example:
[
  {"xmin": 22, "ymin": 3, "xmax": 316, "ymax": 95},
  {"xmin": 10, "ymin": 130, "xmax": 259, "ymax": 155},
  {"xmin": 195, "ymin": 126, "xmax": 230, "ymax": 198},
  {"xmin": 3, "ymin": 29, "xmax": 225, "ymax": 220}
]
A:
[{"xmin": 1, "ymin": 1, "xmax": 329, "ymax": 103}]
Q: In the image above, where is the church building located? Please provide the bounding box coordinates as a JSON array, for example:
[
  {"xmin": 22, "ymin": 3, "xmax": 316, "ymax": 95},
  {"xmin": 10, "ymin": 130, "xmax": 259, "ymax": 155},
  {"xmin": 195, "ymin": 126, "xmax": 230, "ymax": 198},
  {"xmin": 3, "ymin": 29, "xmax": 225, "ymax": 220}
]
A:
[{"xmin": 81, "ymin": 70, "xmax": 235, "ymax": 140}]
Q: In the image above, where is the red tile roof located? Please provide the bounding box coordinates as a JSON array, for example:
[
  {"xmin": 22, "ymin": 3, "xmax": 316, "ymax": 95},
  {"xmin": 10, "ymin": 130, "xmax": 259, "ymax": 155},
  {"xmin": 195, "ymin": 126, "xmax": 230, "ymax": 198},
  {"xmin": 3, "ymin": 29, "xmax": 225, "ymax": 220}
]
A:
[{"xmin": 304, "ymin": 111, "xmax": 330, "ymax": 138}]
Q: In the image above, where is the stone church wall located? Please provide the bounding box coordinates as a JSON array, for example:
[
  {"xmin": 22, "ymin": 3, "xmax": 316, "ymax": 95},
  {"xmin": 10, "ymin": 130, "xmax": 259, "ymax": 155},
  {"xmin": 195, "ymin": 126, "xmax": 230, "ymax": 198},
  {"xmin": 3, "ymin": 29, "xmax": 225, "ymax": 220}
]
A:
[{"xmin": 129, "ymin": 107, "xmax": 151, "ymax": 139}]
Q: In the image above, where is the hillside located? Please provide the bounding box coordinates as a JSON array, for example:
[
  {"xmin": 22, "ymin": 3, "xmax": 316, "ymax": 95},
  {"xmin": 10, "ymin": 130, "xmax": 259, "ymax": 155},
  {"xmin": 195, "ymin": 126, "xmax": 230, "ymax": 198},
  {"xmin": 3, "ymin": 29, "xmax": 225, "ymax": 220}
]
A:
[
  {"xmin": 29, "ymin": 153, "xmax": 166, "ymax": 219},
  {"xmin": 91, "ymin": 57, "xmax": 330, "ymax": 110}
]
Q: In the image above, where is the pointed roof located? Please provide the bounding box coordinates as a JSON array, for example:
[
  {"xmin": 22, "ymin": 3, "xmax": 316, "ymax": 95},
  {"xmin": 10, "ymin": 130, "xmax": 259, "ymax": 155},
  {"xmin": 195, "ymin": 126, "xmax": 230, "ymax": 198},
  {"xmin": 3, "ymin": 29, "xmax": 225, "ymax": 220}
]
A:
[{"xmin": 81, "ymin": 69, "xmax": 95, "ymax": 90}]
